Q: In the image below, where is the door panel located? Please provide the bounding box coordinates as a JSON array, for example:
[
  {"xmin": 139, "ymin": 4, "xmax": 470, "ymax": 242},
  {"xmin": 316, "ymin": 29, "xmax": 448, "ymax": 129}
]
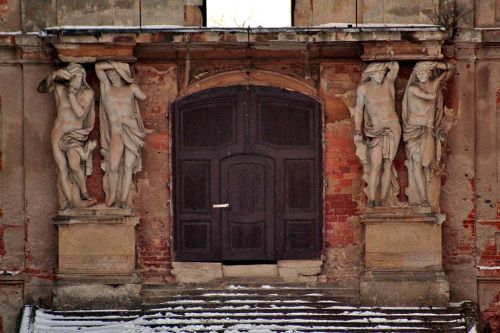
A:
[
  {"xmin": 180, "ymin": 97, "xmax": 237, "ymax": 149},
  {"xmin": 173, "ymin": 86, "xmax": 321, "ymax": 262},
  {"xmin": 284, "ymin": 159, "xmax": 315, "ymax": 212},
  {"xmin": 179, "ymin": 160, "xmax": 211, "ymax": 213},
  {"xmin": 221, "ymin": 155, "xmax": 274, "ymax": 260}
]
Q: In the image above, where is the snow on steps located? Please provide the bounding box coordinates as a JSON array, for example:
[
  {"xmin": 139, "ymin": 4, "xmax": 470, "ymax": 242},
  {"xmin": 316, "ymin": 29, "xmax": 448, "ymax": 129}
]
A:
[{"xmin": 20, "ymin": 285, "xmax": 473, "ymax": 333}]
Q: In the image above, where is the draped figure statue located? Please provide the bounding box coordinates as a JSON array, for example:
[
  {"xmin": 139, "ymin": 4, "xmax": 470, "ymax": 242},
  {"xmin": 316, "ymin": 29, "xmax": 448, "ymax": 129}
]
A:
[
  {"xmin": 37, "ymin": 63, "xmax": 97, "ymax": 210},
  {"xmin": 351, "ymin": 62, "xmax": 401, "ymax": 208},
  {"xmin": 403, "ymin": 61, "xmax": 455, "ymax": 207},
  {"xmin": 95, "ymin": 61, "xmax": 146, "ymax": 208}
]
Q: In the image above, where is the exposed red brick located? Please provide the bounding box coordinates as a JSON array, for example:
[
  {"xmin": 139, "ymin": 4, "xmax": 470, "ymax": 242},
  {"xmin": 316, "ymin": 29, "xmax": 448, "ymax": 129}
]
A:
[
  {"xmin": 145, "ymin": 133, "xmax": 169, "ymax": 150},
  {"xmin": 24, "ymin": 268, "xmax": 56, "ymax": 281},
  {"xmin": 323, "ymin": 119, "xmax": 362, "ymax": 249},
  {"xmin": 482, "ymin": 291, "xmax": 500, "ymax": 332}
]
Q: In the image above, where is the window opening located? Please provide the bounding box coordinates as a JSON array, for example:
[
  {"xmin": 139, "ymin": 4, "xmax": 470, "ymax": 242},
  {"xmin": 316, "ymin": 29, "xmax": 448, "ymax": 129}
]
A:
[{"xmin": 206, "ymin": 0, "xmax": 292, "ymax": 27}]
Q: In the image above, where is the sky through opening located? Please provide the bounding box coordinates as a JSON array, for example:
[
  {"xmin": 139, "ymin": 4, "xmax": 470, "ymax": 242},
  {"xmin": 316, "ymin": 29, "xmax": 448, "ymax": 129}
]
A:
[{"xmin": 207, "ymin": 0, "xmax": 291, "ymax": 28}]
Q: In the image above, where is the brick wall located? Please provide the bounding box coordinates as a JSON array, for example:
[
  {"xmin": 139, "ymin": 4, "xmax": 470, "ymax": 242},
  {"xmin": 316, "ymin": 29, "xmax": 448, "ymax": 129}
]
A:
[{"xmin": 134, "ymin": 64, "xmax": 177, "ymax": 283}]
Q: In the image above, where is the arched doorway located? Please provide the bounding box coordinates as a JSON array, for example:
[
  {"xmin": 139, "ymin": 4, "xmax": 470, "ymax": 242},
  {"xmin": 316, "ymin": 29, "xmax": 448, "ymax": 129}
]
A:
[{"xmin": 173, "ymin": 85, "xmax": 322, "ymax": 262}]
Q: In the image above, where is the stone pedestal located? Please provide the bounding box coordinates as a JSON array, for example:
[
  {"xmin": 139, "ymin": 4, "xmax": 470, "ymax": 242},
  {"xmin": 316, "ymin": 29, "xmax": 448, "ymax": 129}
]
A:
[
  {"xmin": 52, "ymin": 206, "xmax": 141, "ymax": 310},
  {"xmin": 360, "ymin": 207, "xmax": 449, "ymax": 306}
]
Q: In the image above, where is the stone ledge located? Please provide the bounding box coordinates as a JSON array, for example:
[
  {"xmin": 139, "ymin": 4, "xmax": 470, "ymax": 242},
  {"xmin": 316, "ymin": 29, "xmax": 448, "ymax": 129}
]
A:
[
  {"xmin": 0, "ymin": 274, "xmax": 25, "ymax": 284},
  {"xmin": 361, "ymin": 209, "xmax": 445, "ymax": 225},
  {"xmin": 56, "ymin": 273, "xmax": 140, "ymax": 285},
  {"xmin": 54, "ymin": 205, "xmax": 136, "ymax": 223}
]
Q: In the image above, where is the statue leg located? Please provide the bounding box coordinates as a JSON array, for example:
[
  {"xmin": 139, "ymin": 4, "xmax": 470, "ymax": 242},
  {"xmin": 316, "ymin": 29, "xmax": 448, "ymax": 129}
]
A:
[
  {"xmin": 52, "ymin": 143, "xmax": 74, "ymax": 207},
  {"xmin": 379, "ymin": 158, "xmax": 393, "ymax": 204},
  {"xmin": 120, "ymin": 149, "xmax": 137, "ymax": 208},
  {"xmin": 368, "ymin": 145, "xmax": 383, "ymax": 207},
  {"xmin": 67, "ymin": 149, "xmax": 91, "ymax": 200},
  {"xmin": 412, "ymin": 156, "xmax": 428, "ymax": 205},
  {"xmin": 106, "ymin": 133, "xmax": 124, "ymax": 207}
]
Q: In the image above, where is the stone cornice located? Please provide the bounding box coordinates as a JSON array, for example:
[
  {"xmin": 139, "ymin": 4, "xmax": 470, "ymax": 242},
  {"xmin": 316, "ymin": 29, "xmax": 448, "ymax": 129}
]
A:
[{"xmin": 0, "ymin": 26, "xmax": 497, "ymax": 64}]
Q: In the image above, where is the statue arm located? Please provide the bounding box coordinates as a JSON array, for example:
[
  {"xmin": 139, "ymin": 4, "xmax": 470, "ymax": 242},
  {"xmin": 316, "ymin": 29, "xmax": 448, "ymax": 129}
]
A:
[
  {"xmin": 68, "ymin": 90, "xmax": 93, "ymax": 119},
  {"xmin": 354, "ymin": 86, "xmax": 365, "ymax": 134},
  {"xmin": 385, "ymin": 61, "xmax": 399, "ymax": 83},
  {"xmin": 37, "ymin": 69, "xmax": 70, "ymax": 93},
  {"xmin": 51, "ymin": 69, "xmax": 72, "ymax": 81},
  {"xmin": 132, "ymin": 84, "xmax": 146, "ymax": 101},
  {"xmin": 430, "ymin": 63, "xmax": 454, "ymax": 90},
  {"xmin": 95, "ymin": 62, "xmax": 112, "ymax": 89}
]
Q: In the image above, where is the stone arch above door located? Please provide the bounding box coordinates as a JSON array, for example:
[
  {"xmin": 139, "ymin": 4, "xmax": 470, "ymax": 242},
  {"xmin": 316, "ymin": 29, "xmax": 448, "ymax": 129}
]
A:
[{"xmin": 181, "ymin": 69, "xmax": 318, "ymax": 99}]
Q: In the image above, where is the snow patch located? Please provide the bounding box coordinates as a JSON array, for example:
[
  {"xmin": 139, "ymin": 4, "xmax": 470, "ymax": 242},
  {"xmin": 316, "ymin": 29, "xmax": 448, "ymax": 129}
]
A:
[
  {"xmin": 0, "ymin": 270, "xmax": 21, "ymax": 275},
  {"xmin": 0, "ymin": 31, "xmax": 22, "ymax": 36},
  {"xmin": 45, "ymin": 25, "xmax": 184, "ymax": 31},
  {"xmin": 468, "ymin": 324, "xmax": 478, "ymax": 333},
  {"xmin": 477, "ymin": 265, "xmax": 500, "ymax": 270}
]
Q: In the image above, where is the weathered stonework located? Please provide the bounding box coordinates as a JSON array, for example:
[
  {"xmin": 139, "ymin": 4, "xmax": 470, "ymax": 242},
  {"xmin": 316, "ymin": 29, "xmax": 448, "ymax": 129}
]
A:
[
  {"xmin": 171, "ymin": 261, "xmax": 325, "ymax": 284},
  {"xmin": 52, "ymin": 284, "xmax": 141, "ymax": 311}
]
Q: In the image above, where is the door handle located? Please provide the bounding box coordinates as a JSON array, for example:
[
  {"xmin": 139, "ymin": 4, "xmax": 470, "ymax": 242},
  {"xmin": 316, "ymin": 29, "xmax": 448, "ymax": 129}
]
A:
[{"xmin": 212, "ymin": 203, "xmax": 230, "ymax": 208}]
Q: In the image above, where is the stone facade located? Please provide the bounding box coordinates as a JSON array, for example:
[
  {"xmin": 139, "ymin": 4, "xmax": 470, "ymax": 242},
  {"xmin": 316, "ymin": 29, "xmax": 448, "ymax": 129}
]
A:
[{"xmin": 0, "ymin": 1, "xmax": 499, "ymax": 332}]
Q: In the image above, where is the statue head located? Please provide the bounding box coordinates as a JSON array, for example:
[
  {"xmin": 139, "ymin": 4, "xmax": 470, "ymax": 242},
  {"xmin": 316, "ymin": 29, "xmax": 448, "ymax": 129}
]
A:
[
  {"xmin": 413, "ymin": 62, "xmax": 435, "ymax": 83},
  {"xmin": 65, "ymin": 63, "xmax": 90, "ymax": 90},
  {"xmin": 362, "ymin": 63, "xmax": 387, "ymax": 84},
  {"xmin": 106, "ymin": 61, "xmax": 134, "ymax": 87},
  {"xmin": 66, "ymin": 63, "xmax": 87, "ymax": 90},
  {"xmin": 107, "ymin": 69, "xmax": 123, "ymax": 87}
]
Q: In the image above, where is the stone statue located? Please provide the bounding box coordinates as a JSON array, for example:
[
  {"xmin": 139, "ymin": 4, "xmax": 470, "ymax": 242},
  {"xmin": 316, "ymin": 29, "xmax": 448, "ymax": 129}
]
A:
[
  {"xmin": 95, "ymin": 61, "xmax": 146, "ymax": 208},
  {"xmin": 403, "ymin": 61, "xmax": 456, "ymax": 208},
  {"xmin": 37, "ymin": 63, "xmax": 97, "ymax": 210},
  {"xmin": 351, "ymin": 62, "xmax": 401, "ymax": 208}
]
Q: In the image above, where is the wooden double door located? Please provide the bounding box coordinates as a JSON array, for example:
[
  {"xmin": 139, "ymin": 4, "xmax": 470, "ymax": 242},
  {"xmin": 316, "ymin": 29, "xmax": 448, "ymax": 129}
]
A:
[{"xmin": 173, "ymin": 86, "xmax": 322, "ymax": 262}]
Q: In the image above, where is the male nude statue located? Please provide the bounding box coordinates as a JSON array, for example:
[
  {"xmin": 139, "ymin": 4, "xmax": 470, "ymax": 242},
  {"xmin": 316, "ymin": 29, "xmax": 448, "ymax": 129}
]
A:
[
  {"xmin": 37, "ymin": 63, "xmax": 97, "ymax": 210},
  {"xmin": 402, "ymin": 61, "xmax": 454, "ymax": 206},
  {"xmin": 95, "ymin": 61, "xmax": 146, "ymax": 208},
  {"xmin": 353, "ymin": 62, "xmax": 401, "ymax": 208}
]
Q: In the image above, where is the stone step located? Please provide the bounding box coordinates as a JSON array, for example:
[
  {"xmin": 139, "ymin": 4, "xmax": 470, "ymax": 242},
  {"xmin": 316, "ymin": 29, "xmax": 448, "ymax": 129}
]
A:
[
  {"xmin": 37, "ymin": 317, "xmax": 466, "ymax": 331},
  {"xmin": 141, "ymin": 299, "xmax": 361, "ymax": 308},
  {"xmin": 26, "ymin": 302, "xmax": 469, "ymax": 332},
  {"xmin": 140, "ymin": 286, "xmax": 359, "ymax": 297},
  {"xmin": 144, "ymin": 306, "xmax": 464, "ymax": 317},
  {"xmin": 28, "ymin": 285, "xmax": 473, "ymax": 332}
]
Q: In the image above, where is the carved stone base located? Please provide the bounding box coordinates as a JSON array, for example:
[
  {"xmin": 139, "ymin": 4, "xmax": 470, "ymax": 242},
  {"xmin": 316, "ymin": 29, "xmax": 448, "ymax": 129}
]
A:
[
  {"xmin": 359, "ymin": 208, "xmax": 449, "ymax": 306},
  {"xmin": 54, "ymin": 208, "xmax": 139, "ymax": 275},
  {"xmin": 53, "ymin": 207, "xmax": 140, "ymax": 309}
]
